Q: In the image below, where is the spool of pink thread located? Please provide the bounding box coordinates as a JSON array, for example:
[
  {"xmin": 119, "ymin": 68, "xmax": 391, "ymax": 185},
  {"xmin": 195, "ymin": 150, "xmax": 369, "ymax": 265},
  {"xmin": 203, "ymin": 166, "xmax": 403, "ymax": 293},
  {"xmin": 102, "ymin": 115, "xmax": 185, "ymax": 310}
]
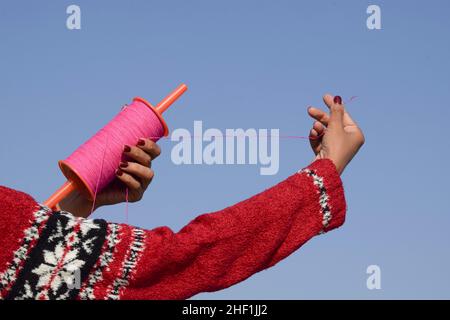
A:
[{"xmin": 44, "ymin": 84, "xmax": 187, "ymax": 210}]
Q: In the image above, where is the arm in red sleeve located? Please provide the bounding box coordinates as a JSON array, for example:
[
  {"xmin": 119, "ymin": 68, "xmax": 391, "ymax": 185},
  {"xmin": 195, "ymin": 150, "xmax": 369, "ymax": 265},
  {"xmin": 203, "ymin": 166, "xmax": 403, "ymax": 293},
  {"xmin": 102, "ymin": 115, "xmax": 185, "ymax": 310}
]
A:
[
  {"xmin": 121, "ymin": 159, "xmax": 346, "ymax": 299},
  {"xmin": 0, "ymin": 159, "xmax": 346, "ymax": 300}
]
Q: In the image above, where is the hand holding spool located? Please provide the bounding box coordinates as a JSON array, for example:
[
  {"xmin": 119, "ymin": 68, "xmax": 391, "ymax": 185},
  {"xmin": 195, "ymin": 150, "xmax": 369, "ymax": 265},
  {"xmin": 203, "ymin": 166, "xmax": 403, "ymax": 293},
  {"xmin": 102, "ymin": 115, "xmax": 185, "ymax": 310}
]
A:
[{"xmin": 44, "ymin": 84, "xmax": 188, "ymax": 210}]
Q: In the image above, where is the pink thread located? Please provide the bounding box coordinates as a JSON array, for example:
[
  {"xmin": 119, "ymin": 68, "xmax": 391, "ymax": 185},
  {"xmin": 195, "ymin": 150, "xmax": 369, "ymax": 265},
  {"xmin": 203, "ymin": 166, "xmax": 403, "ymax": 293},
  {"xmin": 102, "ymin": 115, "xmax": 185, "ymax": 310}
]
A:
[
  {"xmin": 128, "ymin": 96, "xmax": 357, "ymax": 141},
  {"xmin": 65, "ymin": 95, "xmax": 356, "ymax": 219},
  {"xmin": 125, "ymin": 187, "xmax": 129, "ymax": 223},
  {"xmin": 346, "ymin": 96, "xmax": 358, "ymax": 104},
  {"xmin": 63, "ymin": 100, "xmax": 165, "ymax": 196},
  {"xmin": 90, "ymin": 133, "xmax": 109, "ymax": 215}
]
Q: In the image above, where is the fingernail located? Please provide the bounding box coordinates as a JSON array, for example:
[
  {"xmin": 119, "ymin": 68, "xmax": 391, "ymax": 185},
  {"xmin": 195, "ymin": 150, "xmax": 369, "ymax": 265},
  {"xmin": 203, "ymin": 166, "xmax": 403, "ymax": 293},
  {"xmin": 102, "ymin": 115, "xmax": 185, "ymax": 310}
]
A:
[
  {"xmin": 116, "ymin": 169, "xmax": 123, "ymax": 176},
  {"xmin": 333, "ymin": 96, "xmax": 342, "ymax": 105},
  {"xmin": 137, "ymin": 139, "xmax": 145, "ymax": 146},
  {"xmin": 119, "ymin": 161, "xmax": 128, "ymax": 168},
  {"xmin": 123, "ymin": 145, "xmax": 131, "ymax": 153}
]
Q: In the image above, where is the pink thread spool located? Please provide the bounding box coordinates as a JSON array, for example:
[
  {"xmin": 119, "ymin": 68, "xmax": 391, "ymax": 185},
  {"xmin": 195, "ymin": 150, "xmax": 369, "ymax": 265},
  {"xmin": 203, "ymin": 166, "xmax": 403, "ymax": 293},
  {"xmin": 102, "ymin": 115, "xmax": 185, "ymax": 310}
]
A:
[{"xmin": 44, "ymin": 84, "xmax": 187, "ymax": 210}]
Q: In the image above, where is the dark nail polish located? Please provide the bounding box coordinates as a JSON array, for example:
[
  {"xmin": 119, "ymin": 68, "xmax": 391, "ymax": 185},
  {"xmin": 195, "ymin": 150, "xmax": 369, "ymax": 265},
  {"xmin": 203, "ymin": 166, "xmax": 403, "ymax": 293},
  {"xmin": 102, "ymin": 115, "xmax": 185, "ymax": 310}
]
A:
[
  {"xmin": 138, "ymin": 139, "xmax": 145, "ymax": 146},
  {"xmin": 123, "ymin": 145, "xmax": 131, "ymax": 153},
  {"xmin": 116, "ymin": 169, "xmax": 123, "ymax": 176},
  {"xmin": 120, "ymin": 161, "xmax": 128, "ymax": 168},
  {"xmin": 333, "ymin": 96, "xmax": 342, "ymax": 105}
]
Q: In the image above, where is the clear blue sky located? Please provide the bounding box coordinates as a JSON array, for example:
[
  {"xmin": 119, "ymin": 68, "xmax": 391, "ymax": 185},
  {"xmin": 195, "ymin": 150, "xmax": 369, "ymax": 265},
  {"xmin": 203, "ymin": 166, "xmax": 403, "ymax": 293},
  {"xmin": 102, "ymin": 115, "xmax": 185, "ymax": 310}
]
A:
[{"xmin": 1, "ymin": 0, "xmax": 449, "ymax": 299}]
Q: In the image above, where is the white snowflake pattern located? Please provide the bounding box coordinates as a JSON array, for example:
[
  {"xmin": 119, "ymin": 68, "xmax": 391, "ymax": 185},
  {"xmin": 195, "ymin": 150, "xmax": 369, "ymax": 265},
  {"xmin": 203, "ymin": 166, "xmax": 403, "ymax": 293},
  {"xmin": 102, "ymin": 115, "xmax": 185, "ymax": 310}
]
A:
[{"xmin": 32, "ymin": 242, "xmax": 85, "ymax": 295}]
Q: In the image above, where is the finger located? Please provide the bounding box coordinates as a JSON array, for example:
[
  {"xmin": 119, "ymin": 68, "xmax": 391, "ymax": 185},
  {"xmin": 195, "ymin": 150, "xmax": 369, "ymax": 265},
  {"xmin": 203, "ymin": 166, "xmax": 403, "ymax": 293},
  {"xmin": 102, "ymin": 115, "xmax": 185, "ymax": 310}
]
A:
[
  {"xmin": 313, "ymin": 121, "xmax": 325, "ymax": 136},
  {"xmin": 323, "ymin": 94, "xmax": 344, "ymax": 130},
  {"xmin": 119, "ymin": 161, "xmax": 154, "ymax": 188},
  {"xmin": 115, "ymin": 168, "xmax": 141, "ymax": 190},
  {"xmin": 307, "ymin": 107, "xmax": 330, "ymax": 126},
  {"xmin": 309, "ymin": 128, "xmax": 321, "ymax": 154},
  {"xmin": 123, "ymin": 144, "xmax": 151, "ymax": 167},
  {"xmin": 136, "ymin": 138, "xmax": 161, "ymax": 160},
  {"xmin": 323, "ymin": 94, "xmax": 357, "ymax": 127}
]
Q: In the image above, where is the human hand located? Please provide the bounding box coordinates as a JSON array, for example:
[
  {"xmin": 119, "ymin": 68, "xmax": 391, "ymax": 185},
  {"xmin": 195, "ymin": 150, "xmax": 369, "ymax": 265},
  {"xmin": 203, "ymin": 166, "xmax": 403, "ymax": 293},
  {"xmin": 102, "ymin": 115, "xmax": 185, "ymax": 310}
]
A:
[
  {"xmin": 307, "ymin": 94, "xmax": 365, "ymax": 174},
  {"xmin": 58, "ymin": 138, "xmax": 161, "ymax": 217}
]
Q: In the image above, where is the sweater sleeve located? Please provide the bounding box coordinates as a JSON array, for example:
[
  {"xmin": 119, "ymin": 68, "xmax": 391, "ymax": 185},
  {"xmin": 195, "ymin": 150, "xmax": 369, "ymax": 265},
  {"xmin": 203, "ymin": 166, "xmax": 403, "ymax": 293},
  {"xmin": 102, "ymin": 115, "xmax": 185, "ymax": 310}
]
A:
[
  {"xmin": 121, "ymin": 158, "xmax": 346, "ymax": 299},
  {"xmin": 0, "ymin": 159, "xmax": 346, "ymax": 300}
]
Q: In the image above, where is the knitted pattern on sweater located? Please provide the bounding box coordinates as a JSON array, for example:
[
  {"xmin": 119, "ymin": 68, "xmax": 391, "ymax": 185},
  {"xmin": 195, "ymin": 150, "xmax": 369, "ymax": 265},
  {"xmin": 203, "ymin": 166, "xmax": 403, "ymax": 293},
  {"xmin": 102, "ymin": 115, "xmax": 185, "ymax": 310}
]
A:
[{"xmin": 0, "ymin": 159, "xmax": 346, "ymax": 300}]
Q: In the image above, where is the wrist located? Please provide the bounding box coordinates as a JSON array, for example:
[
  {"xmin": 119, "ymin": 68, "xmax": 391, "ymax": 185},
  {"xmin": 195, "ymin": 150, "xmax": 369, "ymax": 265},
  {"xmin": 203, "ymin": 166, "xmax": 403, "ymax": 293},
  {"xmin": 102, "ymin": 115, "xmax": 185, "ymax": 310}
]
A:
[
  {"xmin": 58, "ymin": 190, "xmax": 98, "ymax": 218},
  {"xmin": 326, "ymin": 157, "xmax": 344, "ymax": 175}
]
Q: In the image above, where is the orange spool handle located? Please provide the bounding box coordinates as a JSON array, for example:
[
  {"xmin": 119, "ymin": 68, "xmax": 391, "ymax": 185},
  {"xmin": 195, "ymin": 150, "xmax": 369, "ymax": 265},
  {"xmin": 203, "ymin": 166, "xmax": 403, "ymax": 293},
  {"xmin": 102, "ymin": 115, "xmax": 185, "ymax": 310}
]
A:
[
  {"xmin": 43, "ymin": 83, "xmax": 188, "ymax": 210},
  {"xmin": 44, "ymin": 180, "xmax": 76, "ymax": 210},
  {"xmin": 156, "ymin": 84, "xmax": 187, "ymax": 114}
]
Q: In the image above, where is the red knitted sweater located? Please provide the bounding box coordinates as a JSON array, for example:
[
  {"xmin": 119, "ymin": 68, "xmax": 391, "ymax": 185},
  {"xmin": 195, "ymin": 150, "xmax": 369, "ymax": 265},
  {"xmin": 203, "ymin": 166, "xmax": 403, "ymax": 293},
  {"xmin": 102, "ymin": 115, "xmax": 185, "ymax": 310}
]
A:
[{"xmin": 0, "ymin": 159, "xmax": 346, "ymax": 300}]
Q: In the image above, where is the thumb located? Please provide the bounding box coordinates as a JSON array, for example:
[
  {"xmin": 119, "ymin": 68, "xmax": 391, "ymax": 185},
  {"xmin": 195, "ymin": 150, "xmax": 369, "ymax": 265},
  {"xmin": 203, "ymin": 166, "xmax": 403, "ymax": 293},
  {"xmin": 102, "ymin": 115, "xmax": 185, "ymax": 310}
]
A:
[{"xmin": 326, "ymin": 95, "xmax": 345, "ymax": 130}]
